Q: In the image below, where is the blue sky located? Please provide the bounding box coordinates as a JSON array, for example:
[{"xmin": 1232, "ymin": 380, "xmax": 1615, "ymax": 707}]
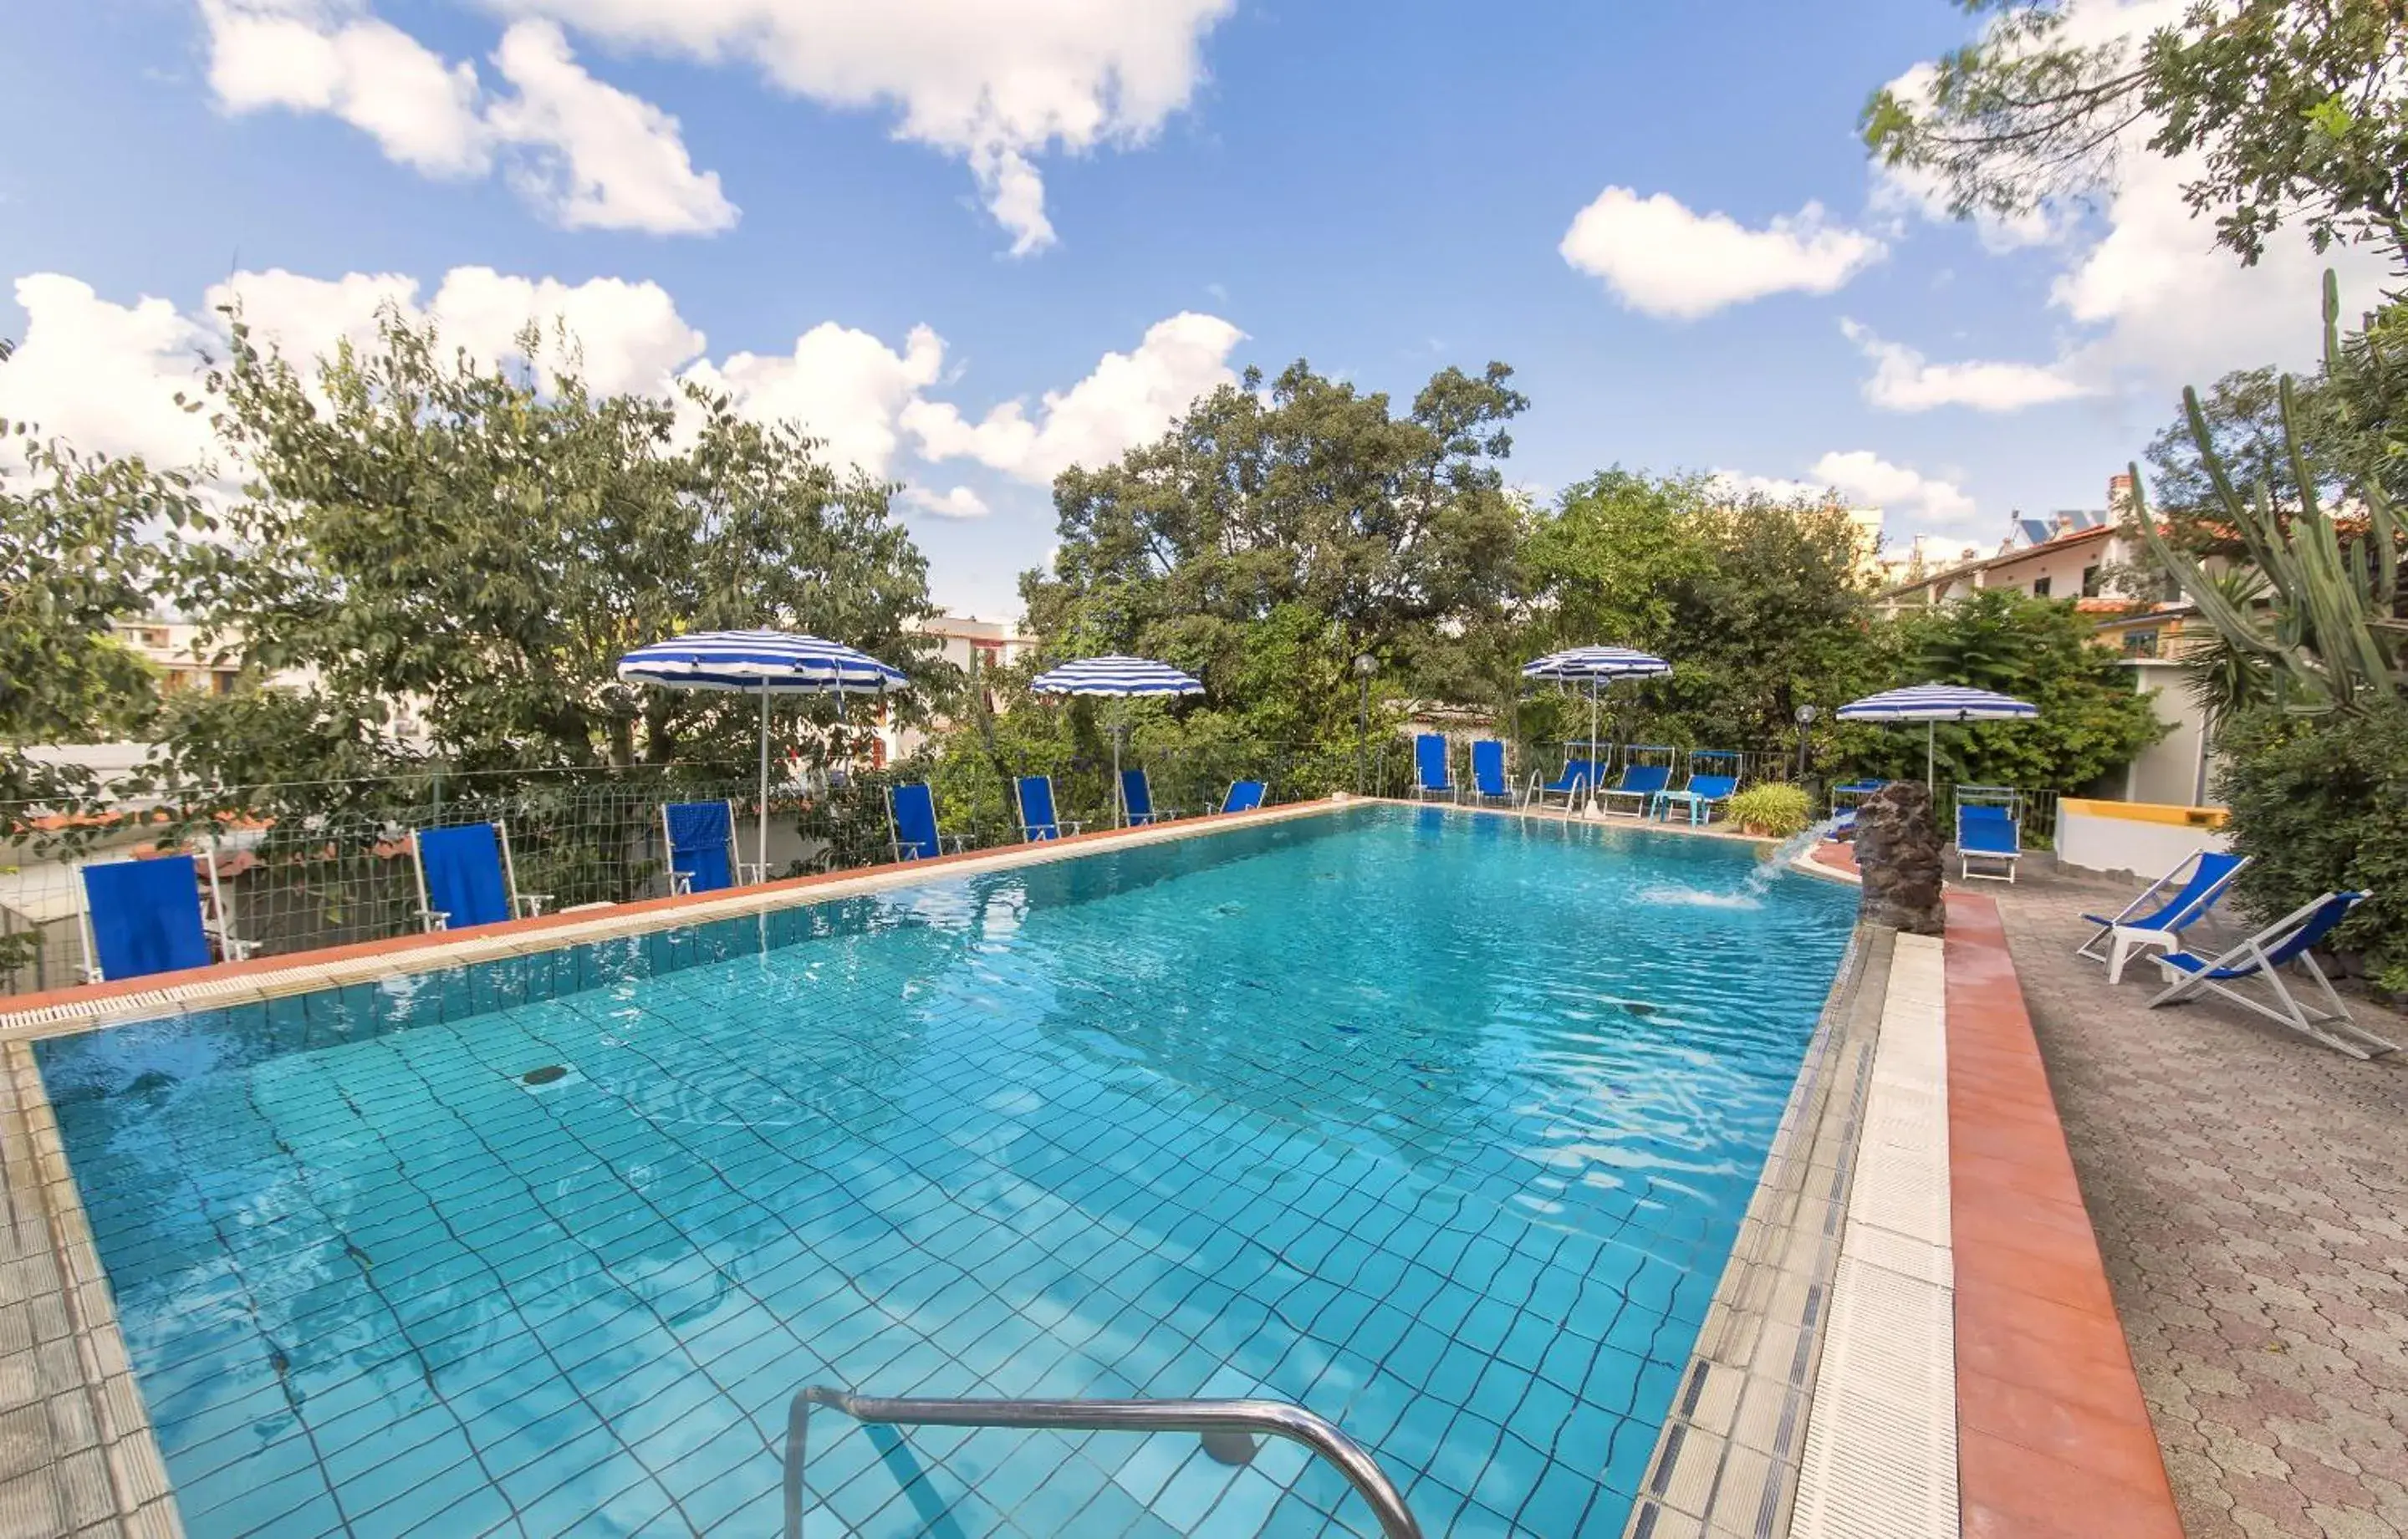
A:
[{"xmin": 3, "ymin": 0, "xmax": 2380, "ymax": 619}]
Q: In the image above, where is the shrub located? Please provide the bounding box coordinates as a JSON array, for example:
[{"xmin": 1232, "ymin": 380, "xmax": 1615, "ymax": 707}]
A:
[
  {"xmin": 1727, "ymin": 782, "xmax": 1813, "ymax": 838},
  {"xmin": 2212, "ymin": 704, "xmax": 2408, "ymax": 991}
]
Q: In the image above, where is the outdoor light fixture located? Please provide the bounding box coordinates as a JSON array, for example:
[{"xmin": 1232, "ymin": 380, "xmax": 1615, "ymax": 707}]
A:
[{"xmin": 1354, "ymin": 654, "xmax": 1378, "ymax": 792}]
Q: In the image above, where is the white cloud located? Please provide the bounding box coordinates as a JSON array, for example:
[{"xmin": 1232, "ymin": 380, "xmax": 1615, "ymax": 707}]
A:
[
  {"xmin": 681, "ymin": 323, "xmax": 946, "ymax": 479},
  {"xmin": 485, "ymin": 21, "xmax": 736, "ymax": 235},
  {"xmin": 201, "ymin": 0, "xmax": 487, "ymax": 176},
  {"xmin": 906, "ymin": 312, "xmax": 1243, "ymax": 482},
  {"xmin": 486, "ymin": 0, "xmax": 1237, "ymax": 253},
  {"xmin": 0, "ymin": 276, "xmax": 218, "ymax": 469},
  {"xmin": 196, "ymin": 3, "xmax": 736, "ymax": 235},
  {"xmin": 1809, "ymin": 450, "xmax": 1977, "ymax": 526},
  {"xmin": 1559, "ymin": 188, "xmax": 1886, "ymax": 319},
  {"xmin": 1707, "ymin": 470, "xmax": 1831, "ymax": 505},
  {"xmin": 900, "ymin": 485, "xmax": 991, "ymax": 519},
  {"xmin": 1840, "ymin": 319, "xmax": 2094, "ymax": 412}
]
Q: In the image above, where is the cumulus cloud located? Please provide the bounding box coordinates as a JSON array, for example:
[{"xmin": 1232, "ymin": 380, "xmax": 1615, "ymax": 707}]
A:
[
  {"xmin": 1840, "ymin": 319, "xmax": 2094, "ymax": 412},
  {"xmin": 1559, "ymin": 188, "xmax": 1885, "ymax": 319},
  {"xmin": 1809, "ymin": 450, "xmax": 1977, "ymax": 525},
  {"xmin": 4, "ymin": 267, "xmax": 1241, "ymax": 498},
  {"xmin": 196, "ymin": 2, "xmax": 735, "ymax": 235},
  {"xmin": 900, "ymin": 485, "xmax": 991, "ymax": 519},
  {"xmin": 485, "ymin": 0, "xmax": 1236, "ymax": 254},
  {"xmin": 905, "ymin": 312, "xmax": 1244, "ymax": 483},
  {"xmin": 1706, "ymin": 470, "xmax": 1834, "ymax": 505}
]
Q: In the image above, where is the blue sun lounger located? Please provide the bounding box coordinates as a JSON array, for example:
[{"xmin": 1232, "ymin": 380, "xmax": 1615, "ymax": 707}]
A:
[
  {"xmin": 888, "ymin": 782, "xmax": 970, "ymax": 861},
  {"xmin": 1468, "ymin": 740, "xmax": 1515, "ymax": 806},
  {"xmin": 1015, "ymin": 776, "xmax": 1083, "ymax": 843},
  {"xmin": 662, "ymin": 800, "xmax": 747, "ymax": 894},
  {"xmin": 411, "ymin": 822, "xmax": 548, "ymax": 932},
  {"xmin": 1120, "ymin": 767, "xmax": 1180, "ymax": 827},
  {"xmin": 1222, "ymin": 780, "xmax": 1267, "ymax": 814},
  {"xmin": 1956, "ymin": 796, "xmax": 2022, "ymax": 882},
  {"xmin": 1529, "ymin": 759, "xmax": 1594, "ymax": 809},
  {"xmin": 78, "ymin": 853, "xmax": 249, "ymax": 981},
  {"xmin": 1597, "ymin": 758, "xmax": 1671, "ymax": 818},
  {"xmin": 1653, "ymin": 752, "xmax": 1740, "ymax": 826},
  {"xmin": 2149, "ymin": 891, "xmax": 2395, "ymax": 1058},
  {"xmin": 1413, "ymin": 734, "xmax": 1457, "ymax": 802},
  {"xmin": 1825, "ymin": 779, "xmax": 1890, "ymax": 840},
  {"xmin": 2078, "ymin": 849, "xmax": 2251, "ymax": 982}
]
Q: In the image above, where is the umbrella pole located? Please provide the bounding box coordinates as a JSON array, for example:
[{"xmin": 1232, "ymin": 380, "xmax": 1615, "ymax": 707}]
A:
[
  {"xmin": 1926, "ymin": 721, "xmax": 1936, "ymax": 788},
  {"xmin": 1112, "ymin": 718, "xmax": 1125, "ymax": 828},
  {"xmin": 1586, "ymin": 680, "xmax": 1601, "ymax": 817},
  {"xmin": 758, "ymin": 685, "xmax": 772, "ymax": 883}
]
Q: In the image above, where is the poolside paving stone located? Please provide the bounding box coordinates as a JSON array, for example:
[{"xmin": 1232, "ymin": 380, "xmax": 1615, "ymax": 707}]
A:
[{"xmin": 1986, "ymin": 871, "xmax": 2408, "ymax": 1539}]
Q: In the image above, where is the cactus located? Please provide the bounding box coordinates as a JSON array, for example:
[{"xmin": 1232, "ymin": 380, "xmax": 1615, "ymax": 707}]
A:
[{"xmin": 2130, "ymin": 271, "xmax": 2405, "ymax": 714}]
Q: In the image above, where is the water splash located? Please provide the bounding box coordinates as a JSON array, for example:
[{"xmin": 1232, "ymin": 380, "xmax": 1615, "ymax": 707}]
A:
[{"xmin": 1639, "ymin": 817, "xmax": 1844, "ymax": 909}]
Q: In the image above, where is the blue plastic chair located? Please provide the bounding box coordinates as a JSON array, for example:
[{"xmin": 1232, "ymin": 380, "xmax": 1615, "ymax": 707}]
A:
[
  {"xmin": 79, "ymin": 854, "xmax": 220, "ymax": 981},
  {"xmin": 1956, "ymin": 801, "xmax": 2023, "ymax": 882},
  {"xmin": 1015, "ymin": 776, "xmax": 1082, "ymax": 843},
  {"xmin": 1120, "ymin": 768, "xmax": 1179, "ymax": 827},
  {"xmin": 2078, "ymin": 850, "xmax": 2251, "ymax": 982},
  {"xmin": 1598, "ymin": 756, "xmax": 1672, "ymax": 818},
  {"xmin": 662, "ymin": 800, "xmax": 741, "ymax": 894},
  {"xmin": 1412, "ymin": 734, "xmax": 1456, "ymax": 801},
  {"xmin": 1465, "ymin": 741, "xmax": 1513, "ymax": 805},
  {"xmin": 2149, "ymin": 892, "xmax": 2396, "ymax": 1057},
  {"xmin": 888, "ymin": 782, "xmax": 968, "ymax": 861},
  {"xmin": 1222, "ymin": 780, "xmax": 1267, "ymax": 814},
  {"xmin": 412, "ymin": 822, "xmax": 548, "ymax": 932},
  {"xmin": 1533, "ymin": 759, "xmax": 1594, "ymax": 808},
  {"xmin": 1653, "ymin": 752, "xmax": 1741, "ymax": 826}
]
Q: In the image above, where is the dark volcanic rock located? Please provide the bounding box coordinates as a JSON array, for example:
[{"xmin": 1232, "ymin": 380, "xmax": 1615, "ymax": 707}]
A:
[{"xmin": 1857, "ymin": 782, "xmax": 1946, "ymax": 935}]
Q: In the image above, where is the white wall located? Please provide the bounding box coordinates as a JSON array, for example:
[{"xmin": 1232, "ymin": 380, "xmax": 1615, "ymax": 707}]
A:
[{"xmin": 2058, "ymin": 801, "xmax": 2232, "ymax": 879}]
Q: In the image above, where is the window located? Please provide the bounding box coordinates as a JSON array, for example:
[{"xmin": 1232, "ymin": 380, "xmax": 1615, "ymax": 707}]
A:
[
  {"xmin": 2122, "ymin": 629, "xmax": 2161, "ymax": 658},
  {"xmin": 2031, "ymin": 575, "xmax": 2053, "ymax": 598},
  {"xmin": 2080, "ymin": 564, "xmax": 2101, "ymax": 598},
  {"xmin": 212, "ymin": 670, "xmax": 237, "ymax": 696}
]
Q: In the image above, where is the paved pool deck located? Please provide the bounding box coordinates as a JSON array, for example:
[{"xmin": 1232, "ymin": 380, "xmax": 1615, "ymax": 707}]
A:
[{"xmin": 1987, "ymin": 869, "xmax": 2408, "ymax": 1539}]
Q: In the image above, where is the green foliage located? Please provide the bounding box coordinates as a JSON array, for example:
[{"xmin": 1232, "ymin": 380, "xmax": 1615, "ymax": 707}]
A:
[
  {"xmin": 1844, "ymin": 589, "xmax": 2166, "ymax": 788},
  {"xmin": 2131, "ymin": 277, "xmax": 2405, "ymax": 715},
  {"xmin": 2212, "ymin": 704, "xmax": 2408, "ymax": 991},
  {"xmin": 1726, "ymin": 782, "xmax": 1813, "ymax": 838},
  {"xmin": 167, "ymin": 308, "xmax": 947, "ymax": 800},
  {"xmin": 2177, "ymin": 568, "xmax": 2278, "ymax": 726},
  {"xmin": 1865, "ymin": 1, "xmax": 2408, "ymax": 267}
]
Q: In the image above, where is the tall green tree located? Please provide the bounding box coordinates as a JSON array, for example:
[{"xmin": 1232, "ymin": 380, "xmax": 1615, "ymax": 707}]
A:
[
  {"xmin": 170, "ymin": 309, "xmax": 946, "ymax": 796},
  {"xmin": 1865, "ymin": 1, "xmax": 2408, "ymax": 265}
]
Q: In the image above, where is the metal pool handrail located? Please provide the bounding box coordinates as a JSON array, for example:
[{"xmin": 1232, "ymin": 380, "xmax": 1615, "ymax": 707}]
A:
[{"xmin": 783, "ymin": 1387, "xmax": 1426, "ymax": 1539}]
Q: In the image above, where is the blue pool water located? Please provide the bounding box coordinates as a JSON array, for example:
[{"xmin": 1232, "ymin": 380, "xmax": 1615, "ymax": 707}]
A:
[{"xmin": 39, "ymin": 806, "xmax": 1856, "ymax": 1538}]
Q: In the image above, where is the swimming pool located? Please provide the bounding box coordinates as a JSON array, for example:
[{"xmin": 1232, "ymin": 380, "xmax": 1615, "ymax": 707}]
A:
[{"xmin": 38, "ymin": 804, "xmax": 1858, "ymax": 1537}]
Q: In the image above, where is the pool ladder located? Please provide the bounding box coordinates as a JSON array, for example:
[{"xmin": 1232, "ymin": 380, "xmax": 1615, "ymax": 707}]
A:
[{"xmin": 784, "ymin": 1387, "xmax": 1426, "ymax": 1538}]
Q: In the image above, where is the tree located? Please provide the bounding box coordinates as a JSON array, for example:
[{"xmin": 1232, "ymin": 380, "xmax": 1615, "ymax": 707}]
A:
[
  {"xmin": 1021, "ymin": 358, "xmax": 1530, "ymax": 742},
  {"xmin": 1864, "ymin": 1, "xmax": 2408, "ymax": 267},
  {"xmin": 1844, "ymin": 589, "xmax": 2166, "ymax": 788},
  {"xmin": 1518, "ymin": 471, "xmax": 1889, "ymax": 747},
  {"xmin": 2140, "ymin": 365, "xmax": 2356, "ymax": 556},
  {"xmin": 166, "ymin": 308, "xmax": 947, "ymax": 800}
]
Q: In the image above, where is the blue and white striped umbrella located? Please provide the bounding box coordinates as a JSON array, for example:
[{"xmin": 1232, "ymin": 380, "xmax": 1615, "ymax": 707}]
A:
[
  {"xmin": 1029, "ymin": 655, "xmax": 1205, "ymax": 698},
  {"xmin": 616, "ymin": 629, "xmax": 908, "ymax": 695},
  {"xmin": 1839, "ymin": 684, "xmax": 2038, "ymax": 785},
  {"xmin": 1028, "ymin": 655, "xmax": 1203, "ymax": 826},
  {"xmin": 617, "ymin": 630, "xmax": 909, "ymax": 882},
  {"xmin": 1521, "ymin": 647, "xmax": 1671, "ymax": 806}
]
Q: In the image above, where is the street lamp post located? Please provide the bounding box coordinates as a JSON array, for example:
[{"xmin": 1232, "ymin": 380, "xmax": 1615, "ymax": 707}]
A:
[
  {"xmin": 1794, "ymin": 704, "xmax": 1819, "ymax": 782},
  {"xmin": 1354, "ymin": 653, "xmax": 1378, "ymax": 793}
]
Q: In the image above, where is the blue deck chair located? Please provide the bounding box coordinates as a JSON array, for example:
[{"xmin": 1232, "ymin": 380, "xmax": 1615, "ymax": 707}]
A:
[
  {"xmin": 1014, "ymin": 776, "xmax": 1083, "ymax": 843},
  {"xmin": 1468, "ymin": 740, "xmax": 1514, "ymax": 805},
  {"xmin": 1222, "ymin": 780, "xmax": 1267, "ymax": 814},
  {"xmin": 2078, "ymin": 850, "xmax": 2251, "ymax": 983},
  {"xmin": 411, "ymin": 822, "xmax": 548, "ymax": 932},
  {"xmin": 1956, "ymin": 798, "xmax": 2022, "ymax": 883},
  {"xmin": 78, "ymin": 854, "xmax": 242, "ymax": 981},
  {"xmin": 1597, "ymin": 756, "xmax": 1672, "ymax": 818},
  {"xmin": 661, "ymin": 800, "xmax": 743, "ymax": 894},
  {"xmin": 1412, "ymin": 734, "xmax": 1457, "ymax": 802},
  {"xmin": 1529, "ymin": 758, "xmax": 1594, "ymax": 809},
  {"xmin": 1653, "ymin": 752, "xmax": 1740, "ymax": 826},
  {"xmin": 1120, "ymin": 767, "xmax": 1180, "ymax": 827},
  {"xmin": 888, "ymin": 782, "xmax": 969, "ymax": 861},
  {"xmin": 1826, "ymin": 779, "xmax": 1890, "ymax": 840},
  {"xmin": 2149, "ymin": 892, "xmax": 2395, "ymax": 1059}
]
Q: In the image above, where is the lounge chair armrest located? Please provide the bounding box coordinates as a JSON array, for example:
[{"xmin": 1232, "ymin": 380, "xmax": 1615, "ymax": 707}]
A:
[
  {"xmin": 667, "ymin": 869, "xmax": 696, "ymax": 895},
  {"xmin": 418, "ymin": 908, "xmax": 452, "ymax": 933},
  {"xmin": 940, "ymin": 833, "xmax": 972, "ymax": 852},
  {"xmin": 1061, "ymin": 820, "xmax": 1085, "ymax": 834},
  {"xmin": 516, "ymin": 894, "xmax": 552, "ymax": 917}
]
